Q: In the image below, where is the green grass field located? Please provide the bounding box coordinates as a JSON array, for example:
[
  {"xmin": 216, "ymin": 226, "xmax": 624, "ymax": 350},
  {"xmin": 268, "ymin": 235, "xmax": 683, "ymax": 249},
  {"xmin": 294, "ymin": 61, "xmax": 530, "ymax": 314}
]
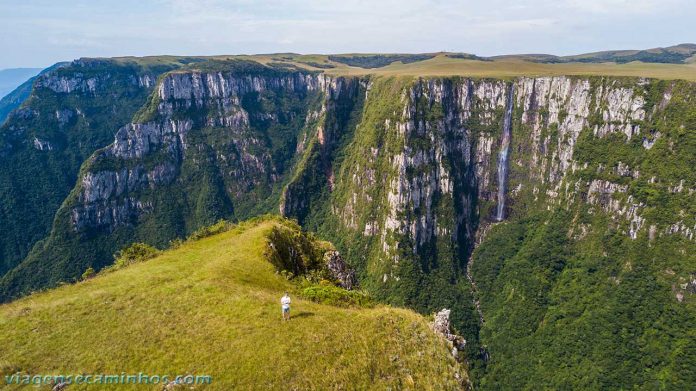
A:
[{"xmin": 0, "ymin": 220, "xmax": 465, "ymax": 390}]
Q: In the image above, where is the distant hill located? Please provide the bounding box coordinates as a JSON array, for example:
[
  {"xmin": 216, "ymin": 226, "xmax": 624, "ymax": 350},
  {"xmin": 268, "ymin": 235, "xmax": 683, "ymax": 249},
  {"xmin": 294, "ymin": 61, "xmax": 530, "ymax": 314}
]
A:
[
  {"xmin": 0, "ymin": 65, "xmax": 68, "ymax": 125},
  {"xmin": 328, "ymin": 54, "xmax": 437, "ymax": 68},
  {"xmin": 0, "ymin": 68, "xmax": 44, "ymax": 125},
  {"xmin": 306, "ymin": 44, "xmax": 696, "ymax": 70},
  {"xmin": 0, "ymin": 78, "xmax": 33, "ymax": 125},
  {"xmin": 0, "ymin": 68, "xmax": 42, "ymax": 98},
  {"xmin": 495, "ymin": 43, "xmax": 696, "ymax": 64},
  {"xmin": 0, "ymin": 218, "xmax": 467, "ymax": 390}
]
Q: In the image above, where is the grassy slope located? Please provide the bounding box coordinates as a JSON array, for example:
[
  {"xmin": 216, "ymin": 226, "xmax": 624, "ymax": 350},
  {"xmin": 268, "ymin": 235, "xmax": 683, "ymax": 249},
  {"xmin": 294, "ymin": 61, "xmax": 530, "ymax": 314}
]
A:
[{"xmin": 0, "ymin": 220, "xmax": 464, "ymax": 390}]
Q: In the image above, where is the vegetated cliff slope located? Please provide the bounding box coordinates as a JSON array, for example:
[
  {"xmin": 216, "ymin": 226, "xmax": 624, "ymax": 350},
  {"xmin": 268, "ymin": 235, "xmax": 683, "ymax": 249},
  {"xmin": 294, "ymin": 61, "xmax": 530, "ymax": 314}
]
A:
[
  {"xmin": 2, "ymin": 58, "xmax": 694, "ymax": 389},
  {"xmin": 0, "ymin": 67, "xmax": 55, "ymax": 125},
  {"xmin": 466, "ymin": 79, "xmax": 696, "ymax": 388},
  {"xmin": 0, "ymin": 60, "xmax": 360, "ymax": 299},
  {"xmin": 0, "ymin": 218, "xmax": 467, "ymax": 390},
  {"xmin": 0, "ymin": 58, "xmax": 183, "ymax": 274}
]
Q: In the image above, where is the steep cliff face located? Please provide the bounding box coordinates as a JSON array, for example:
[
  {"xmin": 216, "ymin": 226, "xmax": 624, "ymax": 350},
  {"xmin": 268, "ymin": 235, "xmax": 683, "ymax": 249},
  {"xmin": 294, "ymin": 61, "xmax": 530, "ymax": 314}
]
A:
[
  {"xmin": 68, "ymin": 68, "xmax": 336, "ymax": 235},
  {"xmin": 279, "ymin": 76, "xmax": 366, "ymax": 224},
  {"xmin": 318, "ymin": 75, "xmax": 691, "ymax": 279},
  {"xmin": 303, "ymin": 77, "xmax": 645, "ymax": 289},
  {"xmin": 472, "ymin": 78, "xmax": 695, "ymax": 388},
  {"xmin": 0, "ymin": 62, "xmax": 365, "ymax": 301},
  {"xmin": 0, "ymin": 58, "xmax": 174, "ymax": 274}
]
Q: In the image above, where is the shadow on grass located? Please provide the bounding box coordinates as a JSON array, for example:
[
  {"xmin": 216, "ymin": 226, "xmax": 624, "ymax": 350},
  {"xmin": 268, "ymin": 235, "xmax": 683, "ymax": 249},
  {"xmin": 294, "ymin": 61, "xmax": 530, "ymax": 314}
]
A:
[{"xmin": 291, "ymin": 311, "xmax": 315, "ymax": 319}]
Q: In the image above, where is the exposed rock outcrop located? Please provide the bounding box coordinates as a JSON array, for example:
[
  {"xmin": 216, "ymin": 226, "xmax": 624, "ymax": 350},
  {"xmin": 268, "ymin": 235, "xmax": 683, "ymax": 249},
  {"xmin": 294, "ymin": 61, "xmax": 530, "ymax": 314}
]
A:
[
  {"xmin": 110, "ymin": 120, "xmax": 192, "ymax": 159},
  {"xmin": 324, "ymin": 250, "xmax": 357, "ymax": 290},
  {"xmin": 70, "ymin": 163, "xmax": 177, "ymax": 231},
  {"xmin": 432, "ymin": 309, "xmax": 467, "ymax": 359},
  {"xmin": 686, "ymin": 274, "xmax": 696, "ymax": 294},
  {"xmin": 586, "ymin": 179, "xmax": 645, "ymax": 239},
  {"xmin": 69, "ymin": 69, "xmax": 336, "ymax": 234},
  {"xmin": 32, "ymin": 137, "xmax": 54, "ymax": 151},
  {"xmin": 36, "ymin": 73, "xmax": 103, "ymax": 94}
]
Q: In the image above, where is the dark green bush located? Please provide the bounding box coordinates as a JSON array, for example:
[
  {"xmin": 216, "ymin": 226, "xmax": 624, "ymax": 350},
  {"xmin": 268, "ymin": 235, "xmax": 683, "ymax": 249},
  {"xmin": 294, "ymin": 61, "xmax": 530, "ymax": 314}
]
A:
[
  {"xmin": 263, "ymin": 220, "xmax": 324, "ymax": 275},
  {"xmin": 299, "ymin": 282, "xmax": 373, "ymax": 308},
  {"xmin": 81, "ymin": 267, "xmax": 95, "ymax": 280},
  {"xmin": 112, "ymin": 243, "xmax": 160, "ymax": 269},
  {"xmin": 187, "ymin": 220, "xmax": 232, "ymax": 241}
]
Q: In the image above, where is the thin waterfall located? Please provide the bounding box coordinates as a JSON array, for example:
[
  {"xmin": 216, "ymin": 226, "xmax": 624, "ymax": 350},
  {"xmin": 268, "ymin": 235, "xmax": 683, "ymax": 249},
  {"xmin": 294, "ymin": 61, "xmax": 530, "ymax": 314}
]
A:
[{"xmin": 495, "ymin": 84, "xmax": 514, "ymax": 221}]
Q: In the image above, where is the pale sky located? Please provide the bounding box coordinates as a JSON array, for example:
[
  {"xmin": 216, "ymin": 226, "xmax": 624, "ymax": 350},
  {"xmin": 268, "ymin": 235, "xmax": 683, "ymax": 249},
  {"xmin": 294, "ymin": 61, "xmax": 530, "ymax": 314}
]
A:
[{"xmin": 0, "ymin": 0, "xmax": 694, "ymax": 69}]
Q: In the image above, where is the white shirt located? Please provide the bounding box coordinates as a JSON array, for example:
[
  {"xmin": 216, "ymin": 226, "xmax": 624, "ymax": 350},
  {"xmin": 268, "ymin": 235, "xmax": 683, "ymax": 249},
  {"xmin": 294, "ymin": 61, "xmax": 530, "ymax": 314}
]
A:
[{"xmin": 281, "ymin": 295, "xmax": 291, "ymax": 309}]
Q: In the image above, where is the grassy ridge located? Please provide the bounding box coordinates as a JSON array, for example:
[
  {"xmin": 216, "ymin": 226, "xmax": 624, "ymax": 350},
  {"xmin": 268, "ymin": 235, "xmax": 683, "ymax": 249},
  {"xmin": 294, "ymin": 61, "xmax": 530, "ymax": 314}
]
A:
[
  {"xmin": 239, "ymin": 53, "xmax": 696, "ymax": 81},
  {"xmin": 322, "ymin": 55, "xmax": 696, "ymax": 80},
  {"xmin": 0, "ymin": 219, "xmax": 466, "ymax": 390},
  {"xmin": 106, "ymin": 53, "xmax": 696, "ymax": 81}
]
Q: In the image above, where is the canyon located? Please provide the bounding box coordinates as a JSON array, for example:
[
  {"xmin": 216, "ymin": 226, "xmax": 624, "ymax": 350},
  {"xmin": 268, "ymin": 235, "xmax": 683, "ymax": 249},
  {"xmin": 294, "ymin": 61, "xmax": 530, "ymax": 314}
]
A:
[{"xmin": 0, "ymin": 57, "xmax": 694, "ymax": 389}]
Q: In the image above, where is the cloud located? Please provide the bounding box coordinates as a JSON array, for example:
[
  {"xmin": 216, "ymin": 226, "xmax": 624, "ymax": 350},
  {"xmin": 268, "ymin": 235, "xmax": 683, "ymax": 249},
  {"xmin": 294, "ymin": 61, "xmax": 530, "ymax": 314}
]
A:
[
  {"xmin": 0, "ymin": 0, "xmax": 694, "ymax": 68},
  {"xmin": 564, "ymin": 0, "xmax": 680, "ymax": 14}
]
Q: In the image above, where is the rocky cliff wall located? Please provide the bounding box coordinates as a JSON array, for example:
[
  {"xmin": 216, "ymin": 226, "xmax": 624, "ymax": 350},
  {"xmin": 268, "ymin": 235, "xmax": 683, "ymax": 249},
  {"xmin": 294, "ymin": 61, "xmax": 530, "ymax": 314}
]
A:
[
  {"xmin": 0, "ymin": 64, "xmax": 360, "ymax": 301},
  {"xmin": 0, "ymin": 59, "xmax": 168, "ymax": 274},
  {"xmin": 318, "ymin": 76, "xmax": 676, "ymax": 283}
]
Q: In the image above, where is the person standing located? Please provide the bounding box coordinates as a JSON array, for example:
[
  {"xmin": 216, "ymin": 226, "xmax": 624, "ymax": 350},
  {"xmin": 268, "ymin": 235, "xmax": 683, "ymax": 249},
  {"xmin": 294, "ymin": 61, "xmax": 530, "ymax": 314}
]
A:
[{"xmin": 281, "ymin": 292, "xmax": 291, "ymax": 321}]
